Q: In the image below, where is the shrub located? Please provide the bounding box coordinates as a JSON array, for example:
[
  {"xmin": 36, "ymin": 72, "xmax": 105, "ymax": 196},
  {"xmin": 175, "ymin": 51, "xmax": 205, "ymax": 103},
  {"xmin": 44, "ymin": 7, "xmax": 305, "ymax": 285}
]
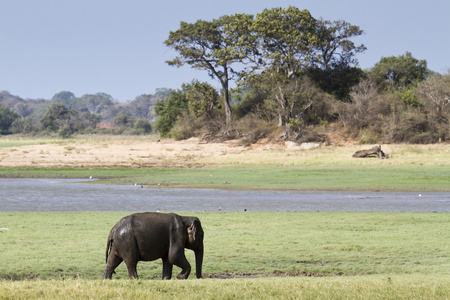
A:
[
  {"xmin": 387, "ymin": 109, "xmax": 432, "ymax": 143},
  {"xmin": 170, "ymin": 114, "xmax": 197, "ymax": 141},
  {"xmin": 235, "ymin": 114, "xmax": 277, "ymax": 146},
  {"xmin": 133, "ymin": 119, "xmax": 152, "ymax": 135},
  {"xmin": 0, "ymin": 105, "xmax": 19, "ymax": 134},
  {"xmin": 11, "ymin": 116, "xmax": 38, "ymax": 134},
  {"xmin": 58, "ymin": 125, "xmax": 73, "ymax": 138}
]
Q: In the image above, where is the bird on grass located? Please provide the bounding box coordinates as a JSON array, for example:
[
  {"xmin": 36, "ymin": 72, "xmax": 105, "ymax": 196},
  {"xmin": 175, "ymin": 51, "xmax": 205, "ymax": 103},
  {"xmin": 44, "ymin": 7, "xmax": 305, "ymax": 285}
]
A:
[{"xmin": 0, "ymin": 228, "xmax": 9, "ymax": 233}]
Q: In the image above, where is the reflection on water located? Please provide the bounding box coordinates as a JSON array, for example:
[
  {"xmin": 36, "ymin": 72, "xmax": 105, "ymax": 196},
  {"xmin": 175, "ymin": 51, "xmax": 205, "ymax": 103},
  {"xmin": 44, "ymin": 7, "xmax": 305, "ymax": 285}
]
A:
[{"xmin": 1, "ymin": 178, "xmax": 449, "ymax": 212}]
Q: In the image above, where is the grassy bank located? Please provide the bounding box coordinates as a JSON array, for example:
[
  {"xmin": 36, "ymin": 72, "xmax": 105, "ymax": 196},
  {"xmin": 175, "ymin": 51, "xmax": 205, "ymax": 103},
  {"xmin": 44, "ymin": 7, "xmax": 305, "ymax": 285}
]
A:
[
  {"xmin": 0, "ymin": 211, "xmax": 448, "ymax": 298},
  {"xmin": 1, "ymin": 164, "xmax": 450, "ymax": 191}
]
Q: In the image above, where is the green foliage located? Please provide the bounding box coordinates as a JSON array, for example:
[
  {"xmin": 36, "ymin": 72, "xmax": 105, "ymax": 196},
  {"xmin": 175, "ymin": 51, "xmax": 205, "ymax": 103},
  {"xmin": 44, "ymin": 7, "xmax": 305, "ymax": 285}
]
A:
[
  {"xmin": 185, "ymin": 80, "xmax": 219, "ymax": 118},
  {"xmin": 154, "ymin": 89, "xmax": 188, "ymax": 137},
  {"xmin": 40, "ymin": 104, "xmax": 76, "ymax": 132},
  {"xmin": 169, "ymin": 113, "xmax": 198, "ymax": 141},
  {"xmin": 0, "ymin": 105, "xmax": 19, "ymax": 134},
  {"xmin": 307, "ymin": 63, "xmax": 365, "ymax": 101},
  {"xmin": 252, "ymin": 7, "xmax": 317, "ymax": 76},
  {"xmin": 58, "ymin": 125, "xmax": 73, "ymax": 138},
  {"xmin": 82, "ymin": 113, "xmax": 102, "ymax": 128},
  {"xmin": 51, "ymin": 91, "xmax": 77, "ymax": 109},
  {"xmin": 133, "ymin": 119, "xmax": 152, "ymax": 135},
  {"xmin": 11, "ymin": 116, "xmax": 39, "ymax": 134},
  {"xmin": 398, "ymin": 88, "xmax": 423, "ymax": 108},
  {"xmin": 312, "ymin": 19, "xmax": 366, "ymax": 71},
  {"xmin": 113, "ymin": 113, "xmax": 135, "ymax": 128},
  {"xmin": 368, "ymin": 52, "xmax": 428, "ymax": 91}
]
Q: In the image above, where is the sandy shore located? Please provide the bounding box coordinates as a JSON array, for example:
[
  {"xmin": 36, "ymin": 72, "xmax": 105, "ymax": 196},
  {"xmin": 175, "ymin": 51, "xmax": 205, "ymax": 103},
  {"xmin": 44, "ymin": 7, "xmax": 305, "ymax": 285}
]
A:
[
  {"xmin": 3, "ymin": 136, "xmax": 447, "ymax": 168},
  {"xmin": 0, "ymin": 138, "xmax": 301, "ymax": 168}
]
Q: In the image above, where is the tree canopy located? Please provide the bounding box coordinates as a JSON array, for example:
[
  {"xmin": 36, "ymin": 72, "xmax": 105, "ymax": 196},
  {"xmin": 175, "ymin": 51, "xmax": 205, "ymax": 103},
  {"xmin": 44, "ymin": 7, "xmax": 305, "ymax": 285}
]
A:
[
  {"xmin": 368, "ymin": 52, "xmax": 428, "ymax": 91},
  {"xmin": 0, "ymin": 105, "xmax": 19, "ymax": 134}
]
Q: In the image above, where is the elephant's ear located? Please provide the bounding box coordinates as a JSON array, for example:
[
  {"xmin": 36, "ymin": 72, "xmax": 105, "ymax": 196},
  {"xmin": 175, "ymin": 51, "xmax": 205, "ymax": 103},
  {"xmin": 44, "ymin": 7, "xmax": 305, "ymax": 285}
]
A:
[{"xmin": 187, "ymin": 221, "xmax": 197, "ymax": 241}]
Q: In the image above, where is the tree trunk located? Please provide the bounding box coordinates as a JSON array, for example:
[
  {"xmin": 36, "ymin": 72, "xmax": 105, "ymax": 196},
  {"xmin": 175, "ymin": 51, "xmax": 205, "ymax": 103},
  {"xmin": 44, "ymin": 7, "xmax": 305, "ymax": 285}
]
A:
[
  {"xmin": 222, "ymin": 88, "xmax": 232, "ymax": 125},
  {"xmin": 219, "ymin": 66, "xmax": 232, "ymax": 125}
]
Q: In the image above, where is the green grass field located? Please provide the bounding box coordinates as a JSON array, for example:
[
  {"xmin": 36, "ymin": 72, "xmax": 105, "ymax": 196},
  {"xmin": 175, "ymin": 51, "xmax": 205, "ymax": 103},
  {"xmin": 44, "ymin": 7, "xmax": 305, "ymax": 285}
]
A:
[
  {"xmin": 0, "ymin": 212, "xmax": 448, "ymax": 299},
  {"xmin": 1, "ymin": 164, "xmax": 450, "ymax": 191}
]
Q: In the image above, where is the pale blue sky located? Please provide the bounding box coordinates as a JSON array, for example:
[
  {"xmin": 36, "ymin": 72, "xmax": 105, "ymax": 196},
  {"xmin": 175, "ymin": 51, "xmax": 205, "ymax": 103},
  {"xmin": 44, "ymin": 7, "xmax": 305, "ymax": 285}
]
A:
[{"xmin": 1, "ymin": 0, "xmax": 448, "ymax": 102}]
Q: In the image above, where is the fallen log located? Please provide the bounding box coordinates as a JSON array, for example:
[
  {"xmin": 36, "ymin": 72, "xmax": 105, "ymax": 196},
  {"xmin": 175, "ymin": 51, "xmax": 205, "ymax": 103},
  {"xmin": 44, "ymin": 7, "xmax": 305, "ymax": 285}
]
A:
[{"xmin": 352, "ymin": 145, "xmax": 391, "ymax": 159}]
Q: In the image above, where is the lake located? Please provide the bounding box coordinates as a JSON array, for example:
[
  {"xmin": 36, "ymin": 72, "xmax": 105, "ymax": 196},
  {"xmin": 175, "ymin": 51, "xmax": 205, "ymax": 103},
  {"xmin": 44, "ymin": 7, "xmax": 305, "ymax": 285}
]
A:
[{"xmin": 1, "ymin": 178, "xmax": 449, "ymax": 212}]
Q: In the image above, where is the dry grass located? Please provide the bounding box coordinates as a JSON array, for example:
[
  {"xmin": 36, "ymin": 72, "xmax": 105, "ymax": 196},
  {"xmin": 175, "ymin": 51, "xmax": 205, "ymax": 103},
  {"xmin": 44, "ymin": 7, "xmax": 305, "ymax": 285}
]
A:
[{"xmin": 1, "ymin": 135, "xmax": 449, "ymax": 168}]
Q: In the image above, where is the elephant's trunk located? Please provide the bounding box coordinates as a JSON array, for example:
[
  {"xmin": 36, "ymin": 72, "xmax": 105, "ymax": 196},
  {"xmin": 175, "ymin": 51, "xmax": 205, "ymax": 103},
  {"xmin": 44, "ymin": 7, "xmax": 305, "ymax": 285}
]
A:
[{"xmin": 195, "ymin": 243, "xmax": 203, "ymax": 278}]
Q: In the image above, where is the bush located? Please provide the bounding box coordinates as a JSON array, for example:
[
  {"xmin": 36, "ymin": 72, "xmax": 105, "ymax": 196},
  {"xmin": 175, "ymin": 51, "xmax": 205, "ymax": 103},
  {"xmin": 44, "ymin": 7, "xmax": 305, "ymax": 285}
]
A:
[
  {"xmin": 235, "ymin": 114, "xmax": 277, "ymax": 146},
  {"xmin": 133, "ymin": 119, "xmax": 152, "ymax": 135},
  {"xmin": 387, "ymin": 109, "xmax": 432, "ymax": 143},
  {"xmin": 0, "ymin": 105, "xmax": 20, "ymax": 134},
  {"xmin": 170, "ymin": 114, "xmax": 197, "ymax": 141},
  {"xmin": 114, "ymin": 113, "xmax": 135, "ymax": 128},
  {"xmin": 58, "ymin": 125, "xmax": 73, "ymax": 138},
  {"xmin": 11, "ymin": 116, "xmax": 38, "ymax": 134}
]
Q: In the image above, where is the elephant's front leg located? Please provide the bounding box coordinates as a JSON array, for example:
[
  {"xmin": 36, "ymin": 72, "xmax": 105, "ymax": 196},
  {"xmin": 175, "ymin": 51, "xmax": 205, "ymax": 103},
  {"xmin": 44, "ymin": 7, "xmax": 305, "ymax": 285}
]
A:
[
  {"xmin": 162, "ymin": 257, "xmax": 173, "ymax": 280},
  {"xmin": 175, "ymin": 261, "xmax": 191, "ymax": 280},
  {"xmin": 169, "ymin": 248, "xmax": 191, "ymax": 279}
]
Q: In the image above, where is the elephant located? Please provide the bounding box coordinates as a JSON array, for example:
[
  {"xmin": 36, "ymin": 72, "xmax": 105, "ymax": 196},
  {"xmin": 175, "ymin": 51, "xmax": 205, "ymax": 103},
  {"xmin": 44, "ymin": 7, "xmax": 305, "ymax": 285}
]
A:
[{"xmin": 102, "ymin": 212, "xmax": 204, "ymax": 280}]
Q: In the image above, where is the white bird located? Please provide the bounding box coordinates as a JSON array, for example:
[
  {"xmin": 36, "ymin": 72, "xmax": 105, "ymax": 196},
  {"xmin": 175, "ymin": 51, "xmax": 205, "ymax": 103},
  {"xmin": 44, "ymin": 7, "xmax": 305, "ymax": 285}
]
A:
[
  {"xmin": 89, "ymin": 176, "xmax": 92, "ymax": 179},
  {"xmin": 0, "ymin": 228, "xmax": 9, "ymax": 232}
]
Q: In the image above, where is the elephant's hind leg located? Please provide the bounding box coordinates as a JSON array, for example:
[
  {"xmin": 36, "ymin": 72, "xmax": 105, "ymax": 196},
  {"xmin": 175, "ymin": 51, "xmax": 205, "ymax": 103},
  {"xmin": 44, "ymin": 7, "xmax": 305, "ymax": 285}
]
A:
[
  {"xmin": 123, "ymin": 257, "xmax": 139, "ymax": 279},
  {"xmin": 103, "ymin": 253, "xmax": 123, "ymax": 279}
]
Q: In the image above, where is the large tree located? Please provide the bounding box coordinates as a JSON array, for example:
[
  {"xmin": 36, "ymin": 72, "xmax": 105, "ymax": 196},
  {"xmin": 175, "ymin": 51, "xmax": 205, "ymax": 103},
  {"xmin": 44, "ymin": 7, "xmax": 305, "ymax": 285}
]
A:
[{"xmin": 165, "ymin": 16, "xmax": 246, "ymax": 125}]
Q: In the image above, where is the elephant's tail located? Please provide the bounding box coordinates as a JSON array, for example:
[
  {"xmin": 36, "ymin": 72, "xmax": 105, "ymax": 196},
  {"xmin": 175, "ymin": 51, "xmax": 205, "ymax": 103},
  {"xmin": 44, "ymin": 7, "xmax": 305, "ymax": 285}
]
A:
[{"xmin": 105, "ymin": 234, "xmax": 113, "ymax": 263}]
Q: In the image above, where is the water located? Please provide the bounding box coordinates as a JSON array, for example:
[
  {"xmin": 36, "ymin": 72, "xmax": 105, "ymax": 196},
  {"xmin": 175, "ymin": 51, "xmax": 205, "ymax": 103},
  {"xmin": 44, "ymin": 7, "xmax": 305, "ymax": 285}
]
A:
[{"xmin": 0, "ymin": 178, "xmax": 449, "ymax": 212}]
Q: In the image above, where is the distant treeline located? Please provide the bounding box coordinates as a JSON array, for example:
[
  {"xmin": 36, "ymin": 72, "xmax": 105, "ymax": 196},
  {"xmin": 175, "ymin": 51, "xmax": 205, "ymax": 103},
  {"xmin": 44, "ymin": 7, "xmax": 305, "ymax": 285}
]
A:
[{"xmin": 0, "ymin": 89, "xmax": 169, "ymax": 137}]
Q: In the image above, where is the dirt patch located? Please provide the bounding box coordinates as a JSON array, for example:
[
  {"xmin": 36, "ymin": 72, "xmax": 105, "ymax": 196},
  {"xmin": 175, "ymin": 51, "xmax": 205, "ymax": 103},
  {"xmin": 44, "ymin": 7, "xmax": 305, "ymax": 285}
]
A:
[{"xmin": 203, "ymin": 271, "xmax": 333, "ymax": 279}]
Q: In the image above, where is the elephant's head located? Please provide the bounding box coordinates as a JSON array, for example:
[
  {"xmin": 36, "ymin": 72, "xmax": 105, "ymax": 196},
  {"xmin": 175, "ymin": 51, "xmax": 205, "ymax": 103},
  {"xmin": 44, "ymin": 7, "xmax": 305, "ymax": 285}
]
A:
[{"xmin": 185, "ymin": 218, "xmax": 204, "ymax": 278}]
